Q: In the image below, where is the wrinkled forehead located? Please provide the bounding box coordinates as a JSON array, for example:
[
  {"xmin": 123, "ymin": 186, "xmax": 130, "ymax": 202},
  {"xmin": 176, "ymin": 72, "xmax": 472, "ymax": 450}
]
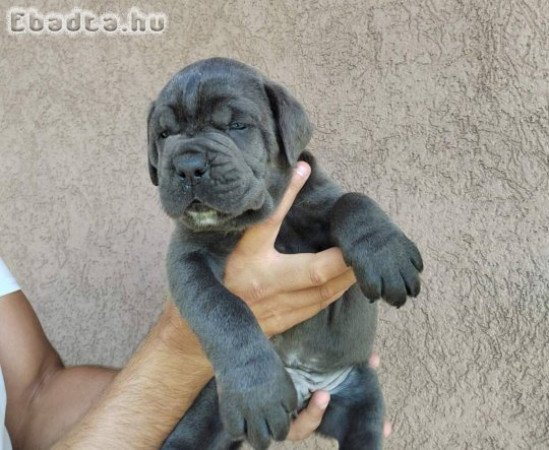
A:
[{"xmin": 153, "ymin": 67, "xmax": 269, "ymax": 125}]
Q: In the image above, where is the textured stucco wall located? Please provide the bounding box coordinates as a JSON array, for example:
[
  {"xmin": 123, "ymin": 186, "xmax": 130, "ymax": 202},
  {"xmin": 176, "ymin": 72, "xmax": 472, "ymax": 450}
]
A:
[{"xmin": 1, "ymin": 1, "xmax": 548, "ymax": 449}]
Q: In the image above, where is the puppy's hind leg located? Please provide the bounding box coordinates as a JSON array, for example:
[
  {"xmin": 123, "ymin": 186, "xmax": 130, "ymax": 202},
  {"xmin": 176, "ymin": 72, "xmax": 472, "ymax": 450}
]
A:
[
  {"xmin": 162, "ymin": 379, "xmax": 242, "ymax": 450},
  {"xmin": 317, "ymin": 365, "xmax": 384, "ymax": 450}
]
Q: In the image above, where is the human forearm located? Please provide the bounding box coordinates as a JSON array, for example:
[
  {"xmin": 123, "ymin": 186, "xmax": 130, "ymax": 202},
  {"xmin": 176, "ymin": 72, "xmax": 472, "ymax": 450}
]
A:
[
  {"xmin": 0, "ymin": 290, "xmax": 115, "ymax": 449},
  {"xmin": 22, "ymin": 365, "xmax": 117, "ymax": 449},
  {"xmin": 53, "ymin": 300, "xmax": 213, "ymax": 450}
]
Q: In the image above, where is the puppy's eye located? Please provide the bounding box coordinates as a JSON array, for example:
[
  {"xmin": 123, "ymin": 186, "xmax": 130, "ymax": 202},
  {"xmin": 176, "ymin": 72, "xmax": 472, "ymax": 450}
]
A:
[
  {"xmin": 159, "ymin": 130, "xmax": 172, "ymax": 139},
  {"xmin": 228, "ymin": 122, "xmax": 247, "ymax": 130}
]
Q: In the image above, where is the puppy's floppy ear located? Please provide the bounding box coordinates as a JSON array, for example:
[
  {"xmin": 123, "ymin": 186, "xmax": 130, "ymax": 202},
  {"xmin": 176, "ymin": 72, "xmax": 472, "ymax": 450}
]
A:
[
  {"xmin": 147, "ymin": 101, "xmax": 159, "ymax": 186},
  {"xmin": 265, "ymin": 80, "xmax": 312, "ymax": 166}
]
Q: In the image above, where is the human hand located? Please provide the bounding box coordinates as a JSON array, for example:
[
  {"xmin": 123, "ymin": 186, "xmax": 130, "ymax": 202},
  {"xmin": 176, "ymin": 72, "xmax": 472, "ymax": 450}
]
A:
[
  {"xmin": 224, "ymin": 161, "xmax": 357, "ymax": 337},
  {"xmin": 224, "ymin": 163, "xmax": 392, "ymax": 444}
]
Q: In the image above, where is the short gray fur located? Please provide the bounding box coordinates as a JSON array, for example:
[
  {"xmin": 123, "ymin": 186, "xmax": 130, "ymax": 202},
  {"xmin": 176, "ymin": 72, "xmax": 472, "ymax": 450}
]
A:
[{"xmin": 147, "ymin": 58, "xmax": 423, "ymax": 450}]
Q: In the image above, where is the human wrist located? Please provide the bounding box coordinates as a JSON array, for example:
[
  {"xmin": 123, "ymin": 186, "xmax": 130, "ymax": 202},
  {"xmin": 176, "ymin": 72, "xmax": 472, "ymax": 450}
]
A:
[{"xmin": 52, "ymin": 300, "xmax": 213, "ymax": 449}]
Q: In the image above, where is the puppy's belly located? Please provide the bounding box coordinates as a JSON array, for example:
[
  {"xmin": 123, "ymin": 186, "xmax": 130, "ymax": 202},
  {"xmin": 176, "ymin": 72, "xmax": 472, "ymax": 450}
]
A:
[{"xmin": 286, "ymin": 364, "xmax": 354, "ymax": 409}]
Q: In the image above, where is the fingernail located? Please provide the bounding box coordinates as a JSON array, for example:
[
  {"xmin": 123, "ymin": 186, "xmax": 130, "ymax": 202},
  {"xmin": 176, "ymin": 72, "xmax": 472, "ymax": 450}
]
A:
[
  {"xmin": 318, "ymin": 399, "xmax": 329, "ymax": 410},
  {"xmin": 317, "ymin": 393, "xmax": 330, "ymax": 409},
  {"xmin": 295, "ymin": 162, "xmax": 310, "ymax": 177},
  {"xmin": 383, "ymin": 420, "xmax": 393, "ymax": 437},
  {"xmin": 369, "ymin": 353, "xmax": 380, "ymax": 369}
]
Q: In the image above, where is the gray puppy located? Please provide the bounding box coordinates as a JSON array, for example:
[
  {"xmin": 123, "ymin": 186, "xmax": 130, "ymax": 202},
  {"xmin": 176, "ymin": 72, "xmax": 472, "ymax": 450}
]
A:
[{"xmin": 147, "ymin": 58, "xmax": 423, "ymax": 450}]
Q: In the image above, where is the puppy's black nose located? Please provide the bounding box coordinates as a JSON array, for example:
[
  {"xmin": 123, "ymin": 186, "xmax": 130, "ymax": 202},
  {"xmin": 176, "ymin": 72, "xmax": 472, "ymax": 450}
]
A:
[{"xmin": 173, "ymin": 153, "xmax": 209, "ymax": 183}]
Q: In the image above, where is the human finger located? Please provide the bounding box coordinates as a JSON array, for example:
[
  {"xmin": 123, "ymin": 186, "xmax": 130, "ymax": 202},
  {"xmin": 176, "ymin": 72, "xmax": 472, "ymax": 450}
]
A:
[
  {"xmin": 238, "ymin": 162, "xmax": 311, "ymax": 250},
  {"xmin": 368, "ymin": 352, "xmax": 380, "ymax": 370},
  {"xmin": 286, "ymin": 391, "xmax": 330, "ymax": 441},
  {"xmin": 269, "ymin": 248, "xmax": 351, "ymax": 293},
  {"xmin": 263, "ymin": 280, "xmax": 355, "ymax": 336},
  {"xmin": 367, "ymin": 353, "xmax": 392, "ymax": 439},
  {"xmin": 384, "ymin": 420, "xmax": 392, "ymax": 437},
  {"xmin": 288, "ymin": 269, "xmax": 356, "ymax": 310}
]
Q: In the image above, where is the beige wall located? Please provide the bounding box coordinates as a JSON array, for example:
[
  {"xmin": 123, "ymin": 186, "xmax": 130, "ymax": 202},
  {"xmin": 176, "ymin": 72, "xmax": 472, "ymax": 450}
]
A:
[{"xmin": 1, "ymin": 1, "xmax": 548, "ymax": 448}]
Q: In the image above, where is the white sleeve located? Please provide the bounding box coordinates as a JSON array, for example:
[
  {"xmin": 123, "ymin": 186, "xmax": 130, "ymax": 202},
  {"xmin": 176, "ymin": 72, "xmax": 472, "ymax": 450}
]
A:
[
  {"xmin": 0, "ymin": 259, "xmax": 16, "ymax": 449},
  {"xmin": 1, "ymin": 366, "xmax": 12, "ymax": 450},
  {"xmin": 1, "ymin": 367, "xmax": 12, "ymax": 450},
  {"xmin": 0, "ymin": 259, "xmax": 20, "ymax": 297}
]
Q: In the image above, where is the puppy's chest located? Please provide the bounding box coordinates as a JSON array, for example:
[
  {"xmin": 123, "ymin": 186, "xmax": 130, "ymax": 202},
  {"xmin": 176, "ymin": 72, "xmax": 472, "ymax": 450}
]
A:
[{"xmin": 275, "ymin": 214, "xmax": 331, "ymax": 254}]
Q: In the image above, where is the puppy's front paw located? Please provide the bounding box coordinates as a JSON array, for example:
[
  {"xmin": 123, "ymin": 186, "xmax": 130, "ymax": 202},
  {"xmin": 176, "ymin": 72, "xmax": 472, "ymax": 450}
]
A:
[
  {"xmin": 332, "ymin": 193, "xmax": 424, "ymax": 307},
  {"xmin": 348, "ymin": 226, "xmax": 423, "ymax": 307},
  {"xmin": 218, "ymin": 357, "xmax": 297, "ymax": 449}
]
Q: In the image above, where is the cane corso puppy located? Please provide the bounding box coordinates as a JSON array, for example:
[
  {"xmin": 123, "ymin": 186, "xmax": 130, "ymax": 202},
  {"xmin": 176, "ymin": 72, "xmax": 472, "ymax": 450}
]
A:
[{"xmin": 147, "ymin": 58, "xmax": 423, "ymax": 449}]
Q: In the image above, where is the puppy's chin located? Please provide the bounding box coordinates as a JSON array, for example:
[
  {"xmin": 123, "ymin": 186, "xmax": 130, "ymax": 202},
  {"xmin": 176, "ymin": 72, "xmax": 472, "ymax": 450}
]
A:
[
  {"xmin": 182, "ymin": 207, "xmax": 231, "ymax": 230},
  {"xmin": 179, "ymin": 196, "xmax": 277, "ymax": 233}
]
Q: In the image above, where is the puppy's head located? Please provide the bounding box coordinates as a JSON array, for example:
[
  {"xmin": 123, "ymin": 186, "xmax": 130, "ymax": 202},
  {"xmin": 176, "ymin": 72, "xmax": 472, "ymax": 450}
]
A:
[{"xmin": 147, "ymin": 57, "xmax": 312, "ymax": 232}]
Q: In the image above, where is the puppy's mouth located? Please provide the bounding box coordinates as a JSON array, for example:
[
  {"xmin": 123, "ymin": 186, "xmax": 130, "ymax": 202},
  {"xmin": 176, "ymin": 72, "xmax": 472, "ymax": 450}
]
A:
[
  {"xmin": 187, "ymin": 200, "xmax": 215, "ymax": 214},
  {"xmin": 184, "ymin": 200, "xmax": 230, "ymax": 227}
]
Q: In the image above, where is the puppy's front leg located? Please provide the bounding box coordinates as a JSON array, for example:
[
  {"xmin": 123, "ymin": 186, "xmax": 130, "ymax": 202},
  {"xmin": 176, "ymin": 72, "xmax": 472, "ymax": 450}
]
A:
[
  {"xmin": 167, "ymin": 249, "xmax": 297, "ymax": 450},
  {"xmin": 330, "ymin": 193, "xmax": 424, "ymax": 308}
]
